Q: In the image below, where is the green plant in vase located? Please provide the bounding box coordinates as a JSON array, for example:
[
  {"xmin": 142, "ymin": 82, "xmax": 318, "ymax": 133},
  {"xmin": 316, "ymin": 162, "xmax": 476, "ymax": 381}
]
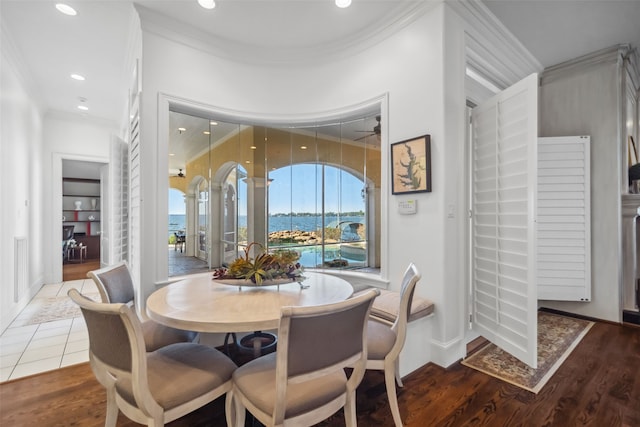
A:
[{"xmin": 213, "ymin": 242, "xmax": 304, "ymax": 285}]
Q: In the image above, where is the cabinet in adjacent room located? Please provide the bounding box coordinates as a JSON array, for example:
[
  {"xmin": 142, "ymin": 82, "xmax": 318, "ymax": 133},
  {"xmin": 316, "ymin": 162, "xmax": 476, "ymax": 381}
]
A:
[{"xmin": 62, "ymin": 178, "xmax": 101, "ymax": 259}]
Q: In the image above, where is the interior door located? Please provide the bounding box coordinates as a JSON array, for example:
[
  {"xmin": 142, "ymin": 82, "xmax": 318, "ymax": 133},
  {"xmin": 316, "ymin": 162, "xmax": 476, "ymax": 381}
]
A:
[{"xmin": 471, "ymin": 73, "xmax": 539, "ymax": 368}]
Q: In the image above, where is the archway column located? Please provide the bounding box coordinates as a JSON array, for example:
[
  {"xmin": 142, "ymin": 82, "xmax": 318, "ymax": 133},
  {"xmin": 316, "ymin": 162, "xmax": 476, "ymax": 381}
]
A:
[
  {"xmin": 184, "ymin": 192, "xmax": 197, "ymax": 257},
  {"xmin": 210, "ymin": 182, "xmax": 223, "ymax": 266},
  {"xmin": 244, "ymin": 177, "xmax": 269, "ymax": 254}
]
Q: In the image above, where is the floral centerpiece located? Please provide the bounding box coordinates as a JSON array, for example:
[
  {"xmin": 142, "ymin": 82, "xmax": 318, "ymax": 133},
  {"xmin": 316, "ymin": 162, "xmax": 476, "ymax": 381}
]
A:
[{"xmin": 212, "ymin": 242, "xmax": 304, "ymax": 286}]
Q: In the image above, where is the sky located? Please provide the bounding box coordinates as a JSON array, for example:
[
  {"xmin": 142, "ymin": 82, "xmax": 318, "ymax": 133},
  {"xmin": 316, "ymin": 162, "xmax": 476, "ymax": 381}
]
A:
[{"xmin": 168, "ymin": 164, "xmax": 365, "ymax": 215}]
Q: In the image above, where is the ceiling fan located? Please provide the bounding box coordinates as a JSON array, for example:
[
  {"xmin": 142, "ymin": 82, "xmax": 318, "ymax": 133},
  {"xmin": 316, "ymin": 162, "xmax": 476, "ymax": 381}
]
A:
[
  {"xmin": 354, "ymin": 115, "xmax": 381, "ymax": 141},
  {"xmin": 170, "ymin": 168, "xmax": 186, "ymax": 178}
]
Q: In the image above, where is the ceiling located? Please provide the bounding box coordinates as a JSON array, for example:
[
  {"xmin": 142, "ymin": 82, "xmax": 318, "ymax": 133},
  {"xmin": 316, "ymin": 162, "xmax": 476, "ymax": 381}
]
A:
[
  {"xmin": 484, "ymin": 0, "xmax": 640, "ymax": 69},
  {"xmin": 2, "ymin": 0, "xmax": 638, "ymax": 138}
]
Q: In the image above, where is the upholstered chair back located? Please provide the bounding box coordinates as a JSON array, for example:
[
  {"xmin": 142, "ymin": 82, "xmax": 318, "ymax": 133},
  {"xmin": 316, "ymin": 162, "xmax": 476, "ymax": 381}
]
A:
[{"xmin": 90, "ymin": 262, "xmax": 135, "ymax": 304}]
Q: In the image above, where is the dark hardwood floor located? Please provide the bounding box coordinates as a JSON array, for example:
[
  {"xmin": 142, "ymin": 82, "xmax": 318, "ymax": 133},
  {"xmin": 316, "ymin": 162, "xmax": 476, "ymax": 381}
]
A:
[
  {"xmin": 1, "ymin": 321, "xmax": 638, "ymax": 426},
  {"xmin": 63, "ymin": 259, "xmax": 100, "ymax": 281}
]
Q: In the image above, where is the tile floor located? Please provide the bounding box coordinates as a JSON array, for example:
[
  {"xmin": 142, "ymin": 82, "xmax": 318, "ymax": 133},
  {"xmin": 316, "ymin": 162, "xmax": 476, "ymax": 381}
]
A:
[{"xmin": 0, "ymin": 279, "xmax": 97, "ymax": 382}]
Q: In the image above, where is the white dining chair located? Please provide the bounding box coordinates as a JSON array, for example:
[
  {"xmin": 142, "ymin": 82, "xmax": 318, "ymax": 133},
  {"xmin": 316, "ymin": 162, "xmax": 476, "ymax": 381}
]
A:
[
  {"xmin": 365, "ymin": 263, "xmax": 421, "ymax": 427},
  {"xmin": 229, "ymin": 288, "xmax": 380, "ymax": 427},
  {"xmin": 68, "ymin": 288, "xmax": 237, "ymax": 427},
  {"xmin": 88, "ymin": 261, "xmax": 198, "ymax": 352}
]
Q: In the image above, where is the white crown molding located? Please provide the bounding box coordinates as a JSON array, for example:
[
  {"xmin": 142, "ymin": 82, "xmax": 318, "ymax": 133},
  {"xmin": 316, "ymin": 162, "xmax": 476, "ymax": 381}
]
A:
[
  {"xmin": 447, "ymin": 0, "xmax": 543, "ymax": 86},
  {"xmin": 134, "ymin": 2, "xmax": 437, "ymax": 67},
  {"xmin": 162, "ymin": 91, "xmax": 386, "ymax": 127},
  {"xmin": 541, "ymin": 44, "xmax": 630, "ymax": 85},
  {"xmin": 1, "ymin": 19, "xmax": 45, "ymax": 114}
]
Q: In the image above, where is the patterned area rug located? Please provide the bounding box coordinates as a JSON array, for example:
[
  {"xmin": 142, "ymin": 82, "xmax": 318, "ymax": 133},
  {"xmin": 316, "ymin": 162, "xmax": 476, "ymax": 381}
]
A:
[
  {"xmin": 461, "ymin": 311, "xmax": 594, "ymax": 393},
  {"xmin": 24, "ymin": 294, "xmax": 100, "ymax": 325}
]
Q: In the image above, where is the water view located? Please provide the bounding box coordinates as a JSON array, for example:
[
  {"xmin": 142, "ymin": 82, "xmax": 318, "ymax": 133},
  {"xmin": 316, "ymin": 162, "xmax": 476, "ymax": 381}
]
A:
[
  {"xmin": 169, "ymin": 214, "xmax": 365, "ymax": 237},
  {"xmin": 169, "ymin": 213, "xmax": 367, "ymax": 267}
]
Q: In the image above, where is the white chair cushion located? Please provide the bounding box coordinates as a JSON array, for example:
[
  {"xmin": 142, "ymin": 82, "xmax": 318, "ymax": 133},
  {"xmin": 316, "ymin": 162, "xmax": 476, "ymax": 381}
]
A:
[
  {"xmin": 232, "ymin": 352, "xmax": 347, "ymax": 418},
  {"xmin": 371, "ymin": 289, "xmax": 434, "ymax": 323},
  {"xmin": 116, "ymin": 343, "xmax": 236, "ymax": 410}
]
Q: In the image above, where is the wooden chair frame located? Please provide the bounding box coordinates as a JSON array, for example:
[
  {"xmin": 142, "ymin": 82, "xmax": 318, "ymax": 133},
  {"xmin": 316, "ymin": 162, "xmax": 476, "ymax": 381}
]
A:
[
  {"xmin": 366, "ymin": 263, "xmax": 421, "ymax": 427},
  {"xmin": 229, "ymin": 288, "xmax": 379, "ymax": 427},
  {"xmin": 69, "ymin": 288, "xmax": 235, "ymax": 427}
]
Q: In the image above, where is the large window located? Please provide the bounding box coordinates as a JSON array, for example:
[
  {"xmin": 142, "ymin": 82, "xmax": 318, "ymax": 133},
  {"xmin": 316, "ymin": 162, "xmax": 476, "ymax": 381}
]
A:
[
  {"xmin": 167, "ymin": 108, "xmax": 381, "ymax": 275},
  {"xmin": 268, "ymin": 164, "xmax": 367, "ymax": 269}
]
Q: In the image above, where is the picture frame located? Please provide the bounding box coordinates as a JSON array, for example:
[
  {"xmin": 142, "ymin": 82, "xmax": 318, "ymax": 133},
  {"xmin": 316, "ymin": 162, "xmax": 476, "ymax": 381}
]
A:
[{"xmin": 391, "ymin": 134, "xmax": 431, "ymax": 194}]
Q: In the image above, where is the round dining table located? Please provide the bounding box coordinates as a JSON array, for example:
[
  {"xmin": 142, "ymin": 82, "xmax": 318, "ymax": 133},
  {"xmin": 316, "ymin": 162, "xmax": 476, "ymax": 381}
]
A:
[{"xmin": 146, "ymin": 271, "xmax": 354, "ymax": 334}]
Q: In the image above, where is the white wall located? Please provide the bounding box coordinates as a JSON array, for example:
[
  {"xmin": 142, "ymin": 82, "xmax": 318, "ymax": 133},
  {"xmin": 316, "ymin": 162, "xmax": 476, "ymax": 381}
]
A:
[
  {"xmin": 1, "ymin": 24, "xmax": 116, "ymax": 332},
  {"xmin": 135, "ymin": 1, "xmax": 542, "ymax": 370},
  {"xmin": 42, "ymin": 114, "xmax": 114, "ymax": 284},
  {"xmin": 1, "ymin": 29, "xmax": 45, "ymax": 331},
  {"xmin": 538, "ymin": 49, "xmax": 626, "ymax": 322},
  {"xmin": 138, "ymin": 4, "xmax": 448, "ymax": 371}
]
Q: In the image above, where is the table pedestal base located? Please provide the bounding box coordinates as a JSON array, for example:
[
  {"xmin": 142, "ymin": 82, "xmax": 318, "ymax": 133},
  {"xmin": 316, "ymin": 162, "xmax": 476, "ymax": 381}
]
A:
[{"xmin": 238, "ymin": 331, "xmax": 277, "ymax": 359}]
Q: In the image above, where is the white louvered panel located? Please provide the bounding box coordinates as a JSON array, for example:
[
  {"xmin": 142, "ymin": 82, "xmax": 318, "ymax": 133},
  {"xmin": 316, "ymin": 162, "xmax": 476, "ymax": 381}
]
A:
[
  {"xmin": 537, "ymin": 136, "xmax": 591, "ymax": 301},
  {"xmin": 495, "ymin": 88, "xmax": 529, "ymax": 351},
  {"xmin": 472, "ymin": 73, "xmax": 538, "ymax": 369},
  {"xmin": 128, "ymin": 85, "xmax": 140, "ymax": 278},
  {"xmin": 109, "ymin": 137, "xmax": 129, "ymax": 263}
]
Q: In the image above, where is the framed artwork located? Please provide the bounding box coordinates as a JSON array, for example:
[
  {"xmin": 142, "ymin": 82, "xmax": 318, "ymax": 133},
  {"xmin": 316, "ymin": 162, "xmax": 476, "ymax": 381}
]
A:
[{"xmin": 391, "ymin": 134, "xmax": 431, "ymax": 194}]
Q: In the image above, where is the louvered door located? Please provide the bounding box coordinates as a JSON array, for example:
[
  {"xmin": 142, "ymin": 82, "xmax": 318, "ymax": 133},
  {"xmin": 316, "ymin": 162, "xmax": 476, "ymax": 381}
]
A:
[
  {"xmin": 537, "ymin": 136, "xmax": 591, "ymax": 301},
  {"xmin": 471, "ymin": 73, "xmax": 539, "ymax": 368}
]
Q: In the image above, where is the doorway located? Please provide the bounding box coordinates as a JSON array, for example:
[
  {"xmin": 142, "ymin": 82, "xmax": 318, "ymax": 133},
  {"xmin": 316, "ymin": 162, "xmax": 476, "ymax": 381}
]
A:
[{"xmin": 62, "ymin": 159, "xmax": 105, "ymax": 281}]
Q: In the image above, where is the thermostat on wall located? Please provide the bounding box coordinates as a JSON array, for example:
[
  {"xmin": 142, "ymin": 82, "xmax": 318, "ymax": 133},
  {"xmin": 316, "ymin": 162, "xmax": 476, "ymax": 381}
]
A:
[{"xmin": 398, "ymin": 199, "xmax": 417, "ymax": 215}]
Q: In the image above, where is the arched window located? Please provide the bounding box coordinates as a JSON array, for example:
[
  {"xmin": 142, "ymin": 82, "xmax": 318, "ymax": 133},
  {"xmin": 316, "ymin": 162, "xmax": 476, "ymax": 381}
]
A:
[
  {"xmin": 268, "ymin": 164, "xmax": 369, "ymax": 269},
  {"xmin": 168, "ymin": 108, "xmax": 381, "ymax": 275}
]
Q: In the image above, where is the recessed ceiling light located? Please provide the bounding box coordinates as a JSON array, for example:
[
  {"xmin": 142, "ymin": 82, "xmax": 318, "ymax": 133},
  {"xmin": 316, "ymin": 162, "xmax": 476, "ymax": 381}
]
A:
[
  {"xmin": 198, "ymin": 0, "xmax": 216, "ymax": 10},
  {"xmin": 300, "ymin": 146, "xmax": 308, "ymax": 150},
  {"xmin": 335, "ymin": 0, "xmax": 351, "ymax": 8},
  {"xmin": 250, "ymin": 146, "xmax": 257, "ymax": 150},
  {"xmin": 203, "ymin": 131, "xmax": 211, "ymax": 135},
  {"xmin": 245, "ymin": 160, "xmax": 251, "ymax": 164},
  {"xmin": 169, "ymin": 153, "xmax": 175, "ymax": 156},
  {"xmin": 77, "ymin": 105, "xmax": 89, "ymax": 111},
  {"xmin": 210, "ymin": 121, "xmax": 218, "ymax": 126},
  {"xmin": 56, "ymin": 3, "xmax": 77, "ymax": 16},
  {"xmin": 178, "ymin": 127, "xmax": 186, "ymax": 132},
  {"xmin": 70, "ymin": 74, "xmax": 85, "ymax": 81}
]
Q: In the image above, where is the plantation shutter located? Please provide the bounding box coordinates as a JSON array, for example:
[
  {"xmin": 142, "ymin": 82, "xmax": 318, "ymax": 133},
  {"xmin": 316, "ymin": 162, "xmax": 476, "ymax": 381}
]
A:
[
  {"xmin": 471, "ymin": 73, "xmax": 539, "ymax": 368},
  {"xmin": 537, "ymin": 136, "xmax": 591, "ymax": 301},
  {"xmin": 129, "ymin": 62, "xmax": 141, "ymax": 286},
  {"xmin": 108, "ymin": 136, "xmax": 129, "ymax": 265}
]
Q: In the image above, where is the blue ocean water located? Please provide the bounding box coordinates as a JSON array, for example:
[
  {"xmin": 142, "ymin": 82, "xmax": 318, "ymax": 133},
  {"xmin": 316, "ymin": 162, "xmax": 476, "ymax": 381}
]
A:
[
  {"xmin": 169, "ymin": 214, "xmax": 366, "ymax": 265},
  {"xmin": 168, "ymin": 214, "xmax": 364, "ymax": 237}
]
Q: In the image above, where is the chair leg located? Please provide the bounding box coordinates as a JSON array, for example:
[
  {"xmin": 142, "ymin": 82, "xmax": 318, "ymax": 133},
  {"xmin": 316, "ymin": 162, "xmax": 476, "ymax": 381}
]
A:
[
  {"xmin": 344, "ymin": 392, "xmax": 357, "ymax": 427},
  {"xmin": 395, "ymin": 357, "xmax": 403, "ymax": 387},
  {"xmin": 385, "ymin": 364, "xmax": 404, "ymax": 427},
  {"xmin": 104, "ymin": 386, "xmax": 119, "ymax": 427},
  {"xmin": 225, "ymin": 392, "xmax": 235, "ymax": 427},
  {"xmin": 232, "ymin": 392, "xmax": 246, "ymax": 427}
]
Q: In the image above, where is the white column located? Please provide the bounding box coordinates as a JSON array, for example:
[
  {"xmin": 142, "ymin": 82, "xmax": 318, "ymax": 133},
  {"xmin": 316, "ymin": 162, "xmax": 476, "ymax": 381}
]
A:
[
  {"xmin": 185, "ymin": 193, "xmax": 197, "ymax": 257},
  {"xmin": 244, "ymin": 177, "xmax": 269, "ymax": 252},
  {"xmin": 210, "ymin": 182, "xmax": 222, "ymax": 266}
]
